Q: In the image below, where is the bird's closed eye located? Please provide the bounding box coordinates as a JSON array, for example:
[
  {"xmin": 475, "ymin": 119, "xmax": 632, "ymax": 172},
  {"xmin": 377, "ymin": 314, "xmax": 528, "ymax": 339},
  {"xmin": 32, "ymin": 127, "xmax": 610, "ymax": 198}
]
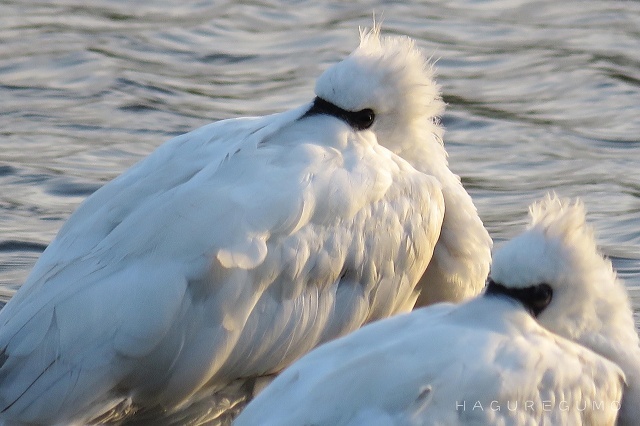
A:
[{"xmin": 352, "ymin": 108, "xmax": 375, "ymax": 130}]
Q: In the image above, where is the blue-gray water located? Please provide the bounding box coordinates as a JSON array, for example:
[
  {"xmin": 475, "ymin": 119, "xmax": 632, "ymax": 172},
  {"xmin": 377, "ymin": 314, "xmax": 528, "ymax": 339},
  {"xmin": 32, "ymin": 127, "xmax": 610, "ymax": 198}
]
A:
[{"xmin": 0, "ymin": 0, "xmax": 639, "ymax": 420}]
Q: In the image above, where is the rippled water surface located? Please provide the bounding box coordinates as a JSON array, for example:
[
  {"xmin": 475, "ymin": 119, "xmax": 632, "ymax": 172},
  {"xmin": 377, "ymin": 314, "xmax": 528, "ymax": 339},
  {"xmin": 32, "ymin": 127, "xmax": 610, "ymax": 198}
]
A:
[{"xmin": 1, "ymin": 0, "xmax": 639, "ymax": 420}]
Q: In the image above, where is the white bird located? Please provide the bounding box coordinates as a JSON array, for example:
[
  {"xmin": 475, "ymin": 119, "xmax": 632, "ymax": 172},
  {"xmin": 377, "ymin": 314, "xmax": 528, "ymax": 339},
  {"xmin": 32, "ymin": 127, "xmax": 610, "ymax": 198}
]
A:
[
  {"xmin": 0, "ymin": 27, "xmax": 491, "ymax": 424},
  {"xmin": 235, "ymin": 195, "xmax": 635, "ymax": 426}
]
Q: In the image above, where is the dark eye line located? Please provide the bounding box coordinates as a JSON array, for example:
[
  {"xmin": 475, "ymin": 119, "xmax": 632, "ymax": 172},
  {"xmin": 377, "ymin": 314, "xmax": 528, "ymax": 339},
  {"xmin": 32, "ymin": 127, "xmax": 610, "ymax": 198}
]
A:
[
  {"xmin": 484, "ymin": 278, "xmax": 553, "ymax": 317},
  {"xmin": 301, "ymin": 97, "xmax": 375, "ymax": 131}
]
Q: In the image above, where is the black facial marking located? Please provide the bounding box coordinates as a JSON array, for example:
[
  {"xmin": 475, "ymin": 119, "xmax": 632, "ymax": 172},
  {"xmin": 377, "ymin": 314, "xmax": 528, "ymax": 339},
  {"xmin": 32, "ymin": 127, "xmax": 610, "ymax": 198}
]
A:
[
  {"xmin": 301, "ymin": 97, "xmax": 375, "ymax": 131},
  {"xmin": 484, "ymin": 279, "xmax": 553, "ymax": 317}
]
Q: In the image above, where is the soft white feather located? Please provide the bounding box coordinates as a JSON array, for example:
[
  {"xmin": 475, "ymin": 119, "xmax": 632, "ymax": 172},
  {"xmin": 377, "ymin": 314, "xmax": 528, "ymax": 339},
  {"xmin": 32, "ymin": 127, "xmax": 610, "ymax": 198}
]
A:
[
  {"xmin": 0, "ymin": 28, "xmax": 490, "ymax": 424},
  {"xmin": 235, "ymin": 195, "xmax": 630, "ymax": 425}
]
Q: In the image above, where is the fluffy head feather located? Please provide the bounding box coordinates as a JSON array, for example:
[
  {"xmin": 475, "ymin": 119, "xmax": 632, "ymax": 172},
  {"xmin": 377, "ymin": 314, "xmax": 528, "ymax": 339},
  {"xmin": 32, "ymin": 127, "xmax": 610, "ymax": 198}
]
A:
[
  {"xmin": 490, "ymin": 194, "xmax": 634, "ymax": 342},
  {"xmin": 314, "ymin": 26, "xmax": 444, "ymax": 154},
  {"xmin": 491, "ymin": 195, "xmax": 601, "ymax": 292}
]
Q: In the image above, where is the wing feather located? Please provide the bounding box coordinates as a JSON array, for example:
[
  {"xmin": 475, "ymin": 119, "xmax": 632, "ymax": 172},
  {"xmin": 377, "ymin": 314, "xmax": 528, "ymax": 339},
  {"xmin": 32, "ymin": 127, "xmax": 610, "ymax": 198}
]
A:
[{"xmin": 0, "ymin": 111, "xmax": 445, "ymax": 422}]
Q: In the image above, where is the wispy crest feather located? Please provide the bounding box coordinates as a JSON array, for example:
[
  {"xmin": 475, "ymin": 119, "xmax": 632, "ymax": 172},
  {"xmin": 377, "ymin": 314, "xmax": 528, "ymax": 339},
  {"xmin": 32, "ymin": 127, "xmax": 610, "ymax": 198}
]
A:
[
  {"xmin": 528, "ymin": 193, "xmax": 593, "ymax": 251},
  {"xmin": 359, "ymin": 21, "xmax": 382, "ymax": 46}
]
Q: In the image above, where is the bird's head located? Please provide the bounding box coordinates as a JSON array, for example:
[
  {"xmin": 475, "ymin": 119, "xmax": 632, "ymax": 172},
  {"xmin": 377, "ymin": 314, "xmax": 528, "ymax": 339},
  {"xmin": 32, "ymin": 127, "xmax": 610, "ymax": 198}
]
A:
[
  {"xmin": 488, "ymin": 194, "xmax": 635, "ymax": 348},
  {"xmin": 307, "ymin": 26, "xmax": 444, "ymax": 156}
]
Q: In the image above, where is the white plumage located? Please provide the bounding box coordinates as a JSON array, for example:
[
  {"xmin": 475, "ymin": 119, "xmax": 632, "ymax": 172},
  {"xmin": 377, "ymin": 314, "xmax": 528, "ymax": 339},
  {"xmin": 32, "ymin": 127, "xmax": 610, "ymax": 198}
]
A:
[
  {"xmin": 235, "ymin": 195, "xmax": 635, "ymax": 426},
  {"xmin": 0, "ymin": 28, "xmax": 491, "ymax": 424}
]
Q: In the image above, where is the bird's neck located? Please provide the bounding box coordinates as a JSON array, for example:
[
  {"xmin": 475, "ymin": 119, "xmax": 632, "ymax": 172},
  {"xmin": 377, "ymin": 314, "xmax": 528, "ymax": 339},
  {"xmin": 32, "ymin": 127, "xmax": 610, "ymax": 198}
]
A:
[
  {"xmin": 399, "ymin": 132, "xmax": 492, "ymax": 307},
  {"xmin": 615, "ymin": 348, "xmax": 640, "ymax": 425},
  {"xmin": 570, "ymin": 279, "xmax": 640, "ymax": 425},
  {"xmin": 396, "ymin": 125, "xmax": 447, "ymax": 179}
]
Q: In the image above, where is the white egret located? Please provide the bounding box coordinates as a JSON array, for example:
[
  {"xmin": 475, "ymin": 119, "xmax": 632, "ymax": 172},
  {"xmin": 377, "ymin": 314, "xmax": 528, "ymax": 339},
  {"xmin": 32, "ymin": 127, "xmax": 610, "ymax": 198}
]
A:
[{"xmin": 0, "ymin": 27, "xmax": 490, "ymax": 424}]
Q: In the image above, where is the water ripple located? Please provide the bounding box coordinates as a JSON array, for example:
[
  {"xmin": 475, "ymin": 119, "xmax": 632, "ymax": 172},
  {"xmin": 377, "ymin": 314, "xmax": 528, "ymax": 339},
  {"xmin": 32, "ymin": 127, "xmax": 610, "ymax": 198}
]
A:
[{"xmin": 0, "ymin": 1, "xmax": 639, "ymax": 423}]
